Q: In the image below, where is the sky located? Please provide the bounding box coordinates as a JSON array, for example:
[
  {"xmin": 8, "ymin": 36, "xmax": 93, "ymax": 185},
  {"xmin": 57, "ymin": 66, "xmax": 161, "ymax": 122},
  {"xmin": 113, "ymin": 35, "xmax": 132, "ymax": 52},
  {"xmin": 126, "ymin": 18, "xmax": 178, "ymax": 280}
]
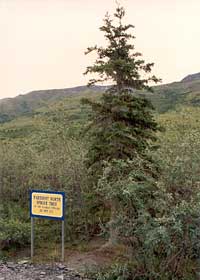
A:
[{"xmin": 0, "ymin": 0, "xmax": 200, "ymax": 99}]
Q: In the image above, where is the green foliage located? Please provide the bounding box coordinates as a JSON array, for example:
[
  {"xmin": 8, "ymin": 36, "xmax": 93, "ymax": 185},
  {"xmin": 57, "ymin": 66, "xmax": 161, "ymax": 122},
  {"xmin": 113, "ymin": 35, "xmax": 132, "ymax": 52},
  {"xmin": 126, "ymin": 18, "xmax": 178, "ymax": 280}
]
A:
[
  {"xmin": 0, "ymin": 219, "xmax": 30, "ymax": 249},
  {"xmin": 82, "ymin": 93, "xmax": 160, "ymax": 177},
  {"xmin": 84, "ymin": 6, "xmax": 160, "ymax": 90},
  {"xmin": 87, "ymin": 263, "xmax": 133, "ymax": 280},
  {"xmin": 1, "ymin": 102, "xmax": 199, "ymax": 278},
  {"xmin": 90, "ymin": 259, "xmax": 197, "ymax": 280},
  {"xmin": 157, "ymin": 106, "xmax": 200, "ymax": 195},
  {"xmin": 96, "ymin": 156, "xmax": 200, "ymax": 279},
  {"xmin": 82, "ymin": 5, "xmax": 200, "ymax": 279},
  {"xmin": 83, "ymin": 5, "xmax": 160, "ymax": 180},
  {"xmin": 0, "ymin": 102, "xmax": 99, "ymax": 243}
]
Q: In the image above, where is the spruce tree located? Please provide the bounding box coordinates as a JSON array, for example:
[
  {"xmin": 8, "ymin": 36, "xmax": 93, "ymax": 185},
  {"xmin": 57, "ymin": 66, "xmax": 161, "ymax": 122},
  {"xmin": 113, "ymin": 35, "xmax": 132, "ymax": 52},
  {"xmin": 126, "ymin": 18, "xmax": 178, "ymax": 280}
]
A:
[{"xmin": 83, "ymin": 5, "xmax": 161, "ymax": 177}]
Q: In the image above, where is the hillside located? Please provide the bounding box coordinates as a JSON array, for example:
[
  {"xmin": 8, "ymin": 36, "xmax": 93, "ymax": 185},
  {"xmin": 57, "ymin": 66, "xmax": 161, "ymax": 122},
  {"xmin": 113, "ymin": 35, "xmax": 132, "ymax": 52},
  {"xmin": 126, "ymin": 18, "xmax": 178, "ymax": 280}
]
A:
[
  {"xmin": 0, "ymin": 85, "xmax": 107, "ymax": 123},
  {"xmin": 1, "ymin": 73, "xmax": 200, "ymax": 123},
  {"xmin": 146, "ymin": 78, "xmax": 200, "ymax": 112},
  {"xmin": 181, "ymin": 72, "xmax": 200, "ymax": 82}
]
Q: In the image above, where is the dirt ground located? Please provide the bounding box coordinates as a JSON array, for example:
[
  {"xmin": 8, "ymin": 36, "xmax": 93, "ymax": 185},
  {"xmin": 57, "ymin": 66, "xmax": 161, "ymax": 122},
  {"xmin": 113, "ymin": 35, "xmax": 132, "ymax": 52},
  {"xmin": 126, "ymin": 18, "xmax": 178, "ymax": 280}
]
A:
[{"xmin": 5, "ymin": 237, "xmax": 126, "ymax": 274}]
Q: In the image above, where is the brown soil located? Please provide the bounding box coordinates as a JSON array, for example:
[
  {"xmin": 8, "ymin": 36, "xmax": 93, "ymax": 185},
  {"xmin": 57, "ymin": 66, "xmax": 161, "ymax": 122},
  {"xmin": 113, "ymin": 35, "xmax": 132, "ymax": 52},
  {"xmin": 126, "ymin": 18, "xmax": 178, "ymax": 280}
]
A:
[
  {"xmin": 61, "ymin": 237, "xmax": 125, "ymax": 272},
  {"xmin": 7, "ymin": 237, "xmax": 126, "ymax": 273}
]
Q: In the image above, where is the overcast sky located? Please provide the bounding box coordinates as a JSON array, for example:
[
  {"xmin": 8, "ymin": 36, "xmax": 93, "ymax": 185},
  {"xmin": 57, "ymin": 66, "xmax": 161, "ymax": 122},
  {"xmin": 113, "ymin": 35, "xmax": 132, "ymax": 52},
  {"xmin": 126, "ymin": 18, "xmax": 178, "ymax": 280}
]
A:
[{"xmin": 0, "ymin": 0, "xmax": 200, "ymax": 99}]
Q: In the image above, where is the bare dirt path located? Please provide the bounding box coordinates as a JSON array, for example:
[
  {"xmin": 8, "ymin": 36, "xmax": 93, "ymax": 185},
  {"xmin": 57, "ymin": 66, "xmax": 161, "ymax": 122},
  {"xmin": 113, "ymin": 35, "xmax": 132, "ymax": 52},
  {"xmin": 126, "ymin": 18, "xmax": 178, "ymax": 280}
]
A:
[{"xmin": 0, "ymin": 239, "xmax": 123, "ymax": 280}]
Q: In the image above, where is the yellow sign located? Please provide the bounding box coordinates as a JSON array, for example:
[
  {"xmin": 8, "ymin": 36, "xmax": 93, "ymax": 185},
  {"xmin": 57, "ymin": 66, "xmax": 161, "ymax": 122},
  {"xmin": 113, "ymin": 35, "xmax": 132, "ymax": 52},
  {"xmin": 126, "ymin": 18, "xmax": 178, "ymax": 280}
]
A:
[{"xmin": 31, "ymin": 191, "xmax": 64, "ymax": 220}]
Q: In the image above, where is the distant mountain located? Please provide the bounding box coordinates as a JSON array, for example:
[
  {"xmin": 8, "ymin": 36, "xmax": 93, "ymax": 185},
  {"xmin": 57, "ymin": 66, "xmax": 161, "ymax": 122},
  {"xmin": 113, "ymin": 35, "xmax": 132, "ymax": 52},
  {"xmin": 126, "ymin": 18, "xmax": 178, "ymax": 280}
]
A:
[
  {"xmin": 145, "ymin": 78, "xmax": 200, "ymax": 113},
  {"xmin": 181, "ymin": 72, "xmax": 200, "ymax": 82},
  {"xmin": 1, "ymin": 73, "xmax": 200, "ymax": 123},
  {"xmin": 0, "ymin": 85, "xmax": 107, "ymax": 123}
]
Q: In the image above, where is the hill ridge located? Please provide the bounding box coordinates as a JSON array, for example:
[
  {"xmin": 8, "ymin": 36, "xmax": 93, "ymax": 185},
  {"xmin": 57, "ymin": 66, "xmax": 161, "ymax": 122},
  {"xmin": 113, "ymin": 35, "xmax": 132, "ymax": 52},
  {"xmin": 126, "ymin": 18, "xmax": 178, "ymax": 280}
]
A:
[
  {"xmin": 0, "ymin": 85, "xmax": 108, "ymax": 123},
  {"xmin": 1, "ymin": 74, "xmax": 200, "ymax": 123},
  {"xmin": 181, "ymin": 72, "xmax": 200, "ymax": 83}
]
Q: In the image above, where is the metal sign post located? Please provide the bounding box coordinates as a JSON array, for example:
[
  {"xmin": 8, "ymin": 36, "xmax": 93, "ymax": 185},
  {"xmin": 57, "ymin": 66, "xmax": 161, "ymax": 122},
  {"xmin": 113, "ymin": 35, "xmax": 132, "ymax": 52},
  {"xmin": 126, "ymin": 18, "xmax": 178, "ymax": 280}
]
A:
[
  {"xmin": 30, "ymin": 190, "xmax": 65, "ymax": 261},
  {"xmin": 31, "ymin": 217, "xmax": 34, "ymax": 259},
  {"xmin": 62, "ymin": 220, "xmax": 65, "ymax": 262}
]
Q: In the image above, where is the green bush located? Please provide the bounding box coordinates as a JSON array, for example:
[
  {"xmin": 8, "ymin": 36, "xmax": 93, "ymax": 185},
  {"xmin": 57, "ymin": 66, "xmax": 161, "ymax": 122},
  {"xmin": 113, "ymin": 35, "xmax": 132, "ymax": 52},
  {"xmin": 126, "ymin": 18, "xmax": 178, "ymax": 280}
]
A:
[
  {"xmin": 88, "ymin": 263, "xmax": 133, "ymax": 280},
  {"xmin": 96, "ymin": 155, "xmax": 200, "ymax": 279},
  {"xmin": 0, "ymin": 219, "xmax": 30, "ymax": 249}
]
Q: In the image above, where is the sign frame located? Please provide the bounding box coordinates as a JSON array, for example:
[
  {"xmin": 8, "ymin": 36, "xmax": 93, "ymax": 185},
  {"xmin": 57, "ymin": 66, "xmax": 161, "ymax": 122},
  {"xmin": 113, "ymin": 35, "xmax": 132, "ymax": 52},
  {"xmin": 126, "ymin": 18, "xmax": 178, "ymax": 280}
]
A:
[
  {"xmin": 30, "ymin": 189, "xmax": 66, "ymax": 261},
  {"xmin": 30, "ymin": 189, "xmax": 65, "ymax": 221}
]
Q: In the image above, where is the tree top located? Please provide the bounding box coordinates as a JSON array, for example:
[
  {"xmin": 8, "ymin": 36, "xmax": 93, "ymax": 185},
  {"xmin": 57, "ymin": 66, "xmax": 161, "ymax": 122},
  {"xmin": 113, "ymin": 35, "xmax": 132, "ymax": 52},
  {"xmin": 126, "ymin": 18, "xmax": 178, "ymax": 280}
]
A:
[{"xmin": 84, "ymin": 5, "xmax": 161, "ymax": 93}]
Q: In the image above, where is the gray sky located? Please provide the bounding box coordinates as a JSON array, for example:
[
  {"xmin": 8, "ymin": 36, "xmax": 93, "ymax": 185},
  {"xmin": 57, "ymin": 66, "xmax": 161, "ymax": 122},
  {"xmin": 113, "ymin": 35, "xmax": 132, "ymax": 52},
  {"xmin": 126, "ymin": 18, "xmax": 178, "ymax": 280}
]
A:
[{"xmin": 0, "ymin": 0, "xmax": 200, "ymax": 99}]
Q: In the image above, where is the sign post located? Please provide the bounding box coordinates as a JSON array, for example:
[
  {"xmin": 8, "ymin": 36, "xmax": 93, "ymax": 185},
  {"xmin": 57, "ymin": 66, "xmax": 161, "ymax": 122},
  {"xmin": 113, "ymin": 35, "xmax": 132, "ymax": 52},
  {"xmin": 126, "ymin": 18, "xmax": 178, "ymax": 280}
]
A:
[
  {"xmin": 62, "ymin": 220, "xmax": 65, "ymax": 262},
  {"xmin": 30, "ymin": 190, "xmax": 65, "ymax": 261},
  {"xmin": 31, "ymin": 217, "xmax": 34, "ymax": 259}
]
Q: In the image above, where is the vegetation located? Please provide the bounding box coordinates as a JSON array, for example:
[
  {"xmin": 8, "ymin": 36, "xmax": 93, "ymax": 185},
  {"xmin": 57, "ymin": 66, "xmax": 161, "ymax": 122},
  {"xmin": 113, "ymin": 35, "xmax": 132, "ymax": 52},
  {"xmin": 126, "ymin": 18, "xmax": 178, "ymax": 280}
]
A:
[
  {"xmin": 82, "ymin": 5, "xmax": 161, "ymax": 248},
  {"xmin": 0, "ymin": 4, "xmax": 200, "ymax": 280},
  {"xmin": 1, "ymin": 92, "xmax": 200, "ymax": 277},
  {"xmin": 81, "ymin": 6, "xmax": 200, "ymax": 279},
  {"xmin": 1, "ymin": 74, "xmax": 200, "ymax": 123}
]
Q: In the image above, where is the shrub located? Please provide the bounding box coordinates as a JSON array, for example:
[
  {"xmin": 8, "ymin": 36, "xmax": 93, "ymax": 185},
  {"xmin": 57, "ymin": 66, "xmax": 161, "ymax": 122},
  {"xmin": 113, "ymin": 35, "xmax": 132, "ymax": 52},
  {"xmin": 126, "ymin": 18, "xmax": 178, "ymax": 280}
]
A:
[
  {"xmin": 0, "ymin": 219, "xmax": 30, "ymax": 249},
  {"xmin": 96, "ymin": 156, "xmax": 200, "ymax": 279}
]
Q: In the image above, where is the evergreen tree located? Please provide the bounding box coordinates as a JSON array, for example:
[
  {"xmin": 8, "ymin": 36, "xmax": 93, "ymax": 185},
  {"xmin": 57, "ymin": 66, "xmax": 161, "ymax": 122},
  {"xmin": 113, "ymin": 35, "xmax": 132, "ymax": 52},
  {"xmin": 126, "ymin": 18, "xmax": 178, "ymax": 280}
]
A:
[{"xmin": 83, "ymin": 5, "xmax": 161, "ymax": 177}]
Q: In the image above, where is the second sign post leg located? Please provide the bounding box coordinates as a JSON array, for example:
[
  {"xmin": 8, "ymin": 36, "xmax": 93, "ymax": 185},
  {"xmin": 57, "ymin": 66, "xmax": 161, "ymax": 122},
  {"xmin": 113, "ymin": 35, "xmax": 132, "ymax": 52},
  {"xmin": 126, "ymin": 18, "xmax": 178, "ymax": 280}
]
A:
[
  {"xmin": 31, "ymin": 217, "xmax": 34, "ymax": 259},
  {"xmin": 62, "ymin": 220, "xmax": 65, "ymax": 262}
]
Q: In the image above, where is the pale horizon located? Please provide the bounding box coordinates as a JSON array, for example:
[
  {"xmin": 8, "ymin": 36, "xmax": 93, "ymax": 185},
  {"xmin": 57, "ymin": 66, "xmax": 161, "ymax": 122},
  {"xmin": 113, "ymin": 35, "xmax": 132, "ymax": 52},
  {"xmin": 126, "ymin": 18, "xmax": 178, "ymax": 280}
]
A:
[{"xmin": 0, "ymin": 0, "xmax": 200, "ymax": 100}]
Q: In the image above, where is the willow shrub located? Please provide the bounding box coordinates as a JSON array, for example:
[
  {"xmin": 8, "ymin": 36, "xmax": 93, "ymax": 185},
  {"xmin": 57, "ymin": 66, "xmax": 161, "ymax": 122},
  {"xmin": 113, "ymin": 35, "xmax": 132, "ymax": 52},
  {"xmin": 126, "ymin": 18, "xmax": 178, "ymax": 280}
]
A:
[
  {"xmin": 0, "ymin": 219, "xmax": 30, "ymax": 250},
  {"xmin": 96, "ymin": 155, "xmax": 200, "ymax": 279}
]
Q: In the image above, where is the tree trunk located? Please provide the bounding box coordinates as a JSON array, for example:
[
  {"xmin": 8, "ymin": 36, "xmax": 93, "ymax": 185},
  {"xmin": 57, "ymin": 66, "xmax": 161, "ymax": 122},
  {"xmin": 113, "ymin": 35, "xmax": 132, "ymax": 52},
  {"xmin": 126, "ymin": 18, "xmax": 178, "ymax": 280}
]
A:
[{"xmin": 101, "ymin": 199, "xmax": 119, "ymax": 249}]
